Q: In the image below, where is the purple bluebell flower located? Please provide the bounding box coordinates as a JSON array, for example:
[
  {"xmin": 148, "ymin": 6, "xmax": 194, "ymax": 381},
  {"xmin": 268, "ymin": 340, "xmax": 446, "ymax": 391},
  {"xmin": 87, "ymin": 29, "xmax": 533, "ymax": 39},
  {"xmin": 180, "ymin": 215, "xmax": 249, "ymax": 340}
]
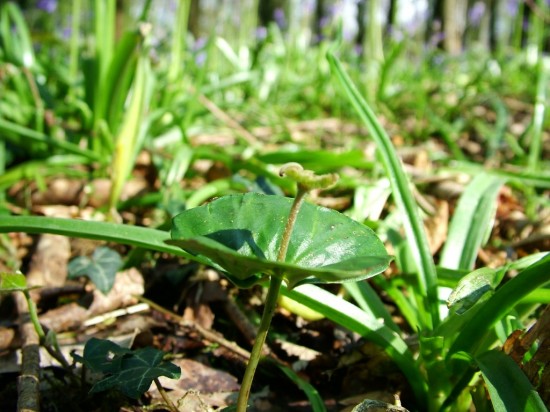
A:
[
  {"xmin": 256, "ymin": 26, "xmax": 267, "ymax": 41},
  {"xmin": 193, "ymin": 37, "xmax": 207, "ymax": 51},
  {"xmin": 506, "ymin": 0, "xmax": 520, "ymax": 16},
  {"xmin": 195, "ymin": 52, "xmax": 206, "ymax": 67},
  {"xmin": 468, "ymin": 2, "xmax": 485, "ymax": 26},
  {"xmin": 273, "ymin": 8, "xmax": 286, "ymax": 29},
  {"xmin": 37, "ymin": 0, "xmax": 57, "ymax": 13}
]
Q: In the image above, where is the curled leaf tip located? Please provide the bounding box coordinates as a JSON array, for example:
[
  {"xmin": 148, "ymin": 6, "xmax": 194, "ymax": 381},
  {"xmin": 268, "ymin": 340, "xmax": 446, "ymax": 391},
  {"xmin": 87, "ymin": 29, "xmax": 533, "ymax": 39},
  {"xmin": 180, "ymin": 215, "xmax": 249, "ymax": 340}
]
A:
[
  {"xmin": 279, "ymin": 162, "xmax": 303, "ymax": 177},
  {"xmin": 279, "ymin": 162, "xmax": 339, "ymax": 190}
]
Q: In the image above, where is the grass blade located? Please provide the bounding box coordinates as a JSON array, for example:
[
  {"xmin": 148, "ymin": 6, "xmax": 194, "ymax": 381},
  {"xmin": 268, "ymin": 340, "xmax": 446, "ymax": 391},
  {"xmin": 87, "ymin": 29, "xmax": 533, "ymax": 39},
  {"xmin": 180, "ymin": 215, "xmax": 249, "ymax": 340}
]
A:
[
  {"xmin": 0, "ymin": 118, "xmax": 102, "ymax": 162},
  {"xmin": 327, "ymin": 51, "xmax": 440, "ymax": 329},
  {"xmin": 271, "ymin": 361, "xmax": 327, "ymax": 412},
  {"xmin": 280, "ymin": 284, "xmax": 428, "ymax": 409},
  {"xmin": 476, "ymin": 349, "xmax": 547, "ymax": 411},
  {"xmin": 344, "ymin": 282, "xmax": 400, "ymax": 333},
  {"xmin": 0, "ymin": 216, "xmax": 194, "ymax": 261},
  {"xmin": 440, "ymin": 173, "xmax": 505, "ymax": 270}
]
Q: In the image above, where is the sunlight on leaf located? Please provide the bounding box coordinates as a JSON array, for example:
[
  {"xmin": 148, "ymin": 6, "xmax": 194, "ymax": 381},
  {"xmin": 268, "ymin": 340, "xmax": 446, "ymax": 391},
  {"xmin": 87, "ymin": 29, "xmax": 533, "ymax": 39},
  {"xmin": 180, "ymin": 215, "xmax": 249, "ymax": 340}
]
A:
[{"xmin": 170, "ymin": 193, "xmax": 392, "ymax": 289}]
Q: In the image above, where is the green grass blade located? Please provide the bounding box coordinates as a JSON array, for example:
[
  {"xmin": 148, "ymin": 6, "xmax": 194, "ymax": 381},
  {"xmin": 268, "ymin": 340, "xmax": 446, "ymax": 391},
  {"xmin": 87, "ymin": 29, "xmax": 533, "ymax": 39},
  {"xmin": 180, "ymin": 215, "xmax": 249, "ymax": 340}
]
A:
[
  {"xmin": 528, "ymin": 55, "xmax": 548, "ymax": 171},
  {"xmin": 280, "ymin": 284, "xmax": 428, "ymax": 409},
  {"xmin": 271, "ymin": 361, "xmax": 327, "ymax": 412},
  {"xmin": 0, "ymin": 2, "xmax": 35, "ymax": 68},
  {"xmin": 449, "ymin": 253, "xmax": 550, "ymax": 357},
  {"xmin": 0, "ymin": 156, "xmax": 91, "ymax": 191},
  {"xmin": 476, "ymin": 349, "xmax": 547, "ymax": 412},
  {"xmin": 327, "ymin": 52, "xmax": 439, "ymax": 329},
  {"xmin": 344, "ymin": 282, "xmax": 400, "ymax": 333},
  {"xmin": 445, "ymin": 163, "xmax": 550, "ymax": 189},
  {"xmin": 0, "ymin": 216, "xmax": 194, "ymax": 261},
  {"xmin": 0, "ymin": 118, "xmax": 102, "ymax": 162},
  {"xmin": 440, "ymin": 173, "xmax": 505, "ymax": 270}
]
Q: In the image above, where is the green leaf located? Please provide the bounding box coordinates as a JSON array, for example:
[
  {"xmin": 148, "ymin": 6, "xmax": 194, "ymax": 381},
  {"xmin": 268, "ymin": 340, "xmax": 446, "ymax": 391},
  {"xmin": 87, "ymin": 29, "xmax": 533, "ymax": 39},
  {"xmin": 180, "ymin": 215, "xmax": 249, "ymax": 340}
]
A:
[
  {"xmin": 279, "ymin": 284, "xmax": 428, "ymax": 409},
  {"xmin": 0, "ymin": 272, "xmax": 27, "ymax": 292},
  {"xmin": 74, "ymin": 337, "xmax": 129, "ymax": 374},
  {"xmin": 271, "ymin": 360, "xmax": 327, "ymax": 412},
  {"xmin": 447, "ymin": 267, "xmax": 505, "ymax": 315},
  {"xmin": 327, "ymin": 51, "xmax": 439, "ymax": 328},
  {"xmin": 476, "ymin": 350, "xmax": 546, "ymax": 412},
  {"xmin": 449, "ymin": 253, "xmax": 550, "ymax": 358},
  {"xmin": 170, "ymin": 193, "xmax": 391, "ymax": 289},
  {"xmin": 440, "ymin": 173, "xmax": 505, "ymax": 270},
  {"xmin": 0, "ymin": 215, "xmax": 197, "ymax": 261},
  {"xmin": 68, "ymin": 247, "xmax": 123, "ymax": 294},
  {"xmin": 78, "ymin": 338, "xmax": 181, "ymax": 399}
]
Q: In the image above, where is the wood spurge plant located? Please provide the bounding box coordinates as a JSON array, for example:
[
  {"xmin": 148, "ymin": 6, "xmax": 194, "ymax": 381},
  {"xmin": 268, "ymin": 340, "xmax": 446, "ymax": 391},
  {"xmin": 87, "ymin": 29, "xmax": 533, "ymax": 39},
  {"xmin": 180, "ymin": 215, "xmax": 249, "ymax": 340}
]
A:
[{"xmin": 169, "ymin": 162, "xmax": 392, "ymax": 411}]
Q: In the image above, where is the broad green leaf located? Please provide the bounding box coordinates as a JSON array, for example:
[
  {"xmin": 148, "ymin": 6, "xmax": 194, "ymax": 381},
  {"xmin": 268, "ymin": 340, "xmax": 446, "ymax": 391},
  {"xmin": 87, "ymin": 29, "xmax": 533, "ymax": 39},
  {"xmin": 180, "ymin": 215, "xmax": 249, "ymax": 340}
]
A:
[
  {"xmin": 78, "ymin": 338, "xmax": 181, "ymax": 399},
  {"xmin": 170, "ymin": 193, "xmax": 392, "ymax": 289},
  {"xmin": 447, "ymin": 267, "xmax": 505, "ymax": 315},
  {"xmin": 0, "ymin": 272, "xmax": 27, "ymax": 292},
  {"xmin": 440, "ymin": 173, "xmax": 505, "ymax": 270},
  {"xmin": 68, "ymin": 247, "xmax": 123, "ymax": 294},
  {"xmin": 476, "ymin": 349, "xmax": 546, "ymax": 412}
]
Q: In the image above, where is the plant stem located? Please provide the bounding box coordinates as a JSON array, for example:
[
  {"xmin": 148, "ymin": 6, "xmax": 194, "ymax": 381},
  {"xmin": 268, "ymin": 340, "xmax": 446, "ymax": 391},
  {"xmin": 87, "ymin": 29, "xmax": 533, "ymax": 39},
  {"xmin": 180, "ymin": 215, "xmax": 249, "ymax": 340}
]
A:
[
  {"xmin": 277, "ymin": 187, "xmax": 308, "ymax": 262},
  {"xmin": 23, "ymin": 290, "xmax": 71, "ymax": 370},
  {"xmin": 236, "ymin": 187, "xmax": 308, "ymax": 412},
  {"xmin": 235, "ymin": 276, "xmax": 283, "ymax": 412},
  {"xmin": 154, "ymin": 378, "xmax": 179, "ymax": 412}
]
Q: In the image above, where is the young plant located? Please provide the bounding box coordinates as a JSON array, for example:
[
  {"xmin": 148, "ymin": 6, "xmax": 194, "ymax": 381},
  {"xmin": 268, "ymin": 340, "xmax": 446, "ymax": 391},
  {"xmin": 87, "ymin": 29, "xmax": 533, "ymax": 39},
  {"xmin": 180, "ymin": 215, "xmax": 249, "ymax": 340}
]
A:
[
  {"xmin": 168, "ymin": 163, "xmax": 392, "ymax": 411},
  {"xmin": 73, "ymin": 338, "xmax": 180, "ymax": 411},
  {"xmin": 0, "ymin": 272, "xmax": 70, "ymax": 369}
]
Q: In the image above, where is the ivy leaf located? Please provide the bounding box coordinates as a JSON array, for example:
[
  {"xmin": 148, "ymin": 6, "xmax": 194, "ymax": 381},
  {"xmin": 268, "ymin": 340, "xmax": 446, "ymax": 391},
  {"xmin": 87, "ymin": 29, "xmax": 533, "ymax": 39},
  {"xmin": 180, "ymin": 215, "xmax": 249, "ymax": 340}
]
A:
[
  {"xmin": 68, "ymin": 247, "xmax": 123, "ymax": 294},
  {"xmin": 76, "ymin": 338, "xmax": 181, "ymax": 399},
  {"xmin": 170, "ymin": 193, "xmax": 392, "ymax": 289}
]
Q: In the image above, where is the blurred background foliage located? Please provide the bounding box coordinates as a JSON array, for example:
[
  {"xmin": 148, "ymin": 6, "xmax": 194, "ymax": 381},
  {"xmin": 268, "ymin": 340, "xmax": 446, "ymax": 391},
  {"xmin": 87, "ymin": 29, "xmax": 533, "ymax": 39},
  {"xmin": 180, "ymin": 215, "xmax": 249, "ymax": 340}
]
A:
[{"xmin": 0, "ymin": 0, "xmax": 548, "ymax": 217}]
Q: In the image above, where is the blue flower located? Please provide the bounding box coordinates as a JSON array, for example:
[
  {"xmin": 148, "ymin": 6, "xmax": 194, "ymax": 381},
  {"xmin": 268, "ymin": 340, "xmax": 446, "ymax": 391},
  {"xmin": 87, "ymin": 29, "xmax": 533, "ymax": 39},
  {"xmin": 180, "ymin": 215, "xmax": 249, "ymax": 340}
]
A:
[
  {"xmin": 37, "ymin": 0, "xmax": 57, "ymax": 13},
  {"xmin": 468, "ymin": 2, "xmax": 485, "ymax": 26}
]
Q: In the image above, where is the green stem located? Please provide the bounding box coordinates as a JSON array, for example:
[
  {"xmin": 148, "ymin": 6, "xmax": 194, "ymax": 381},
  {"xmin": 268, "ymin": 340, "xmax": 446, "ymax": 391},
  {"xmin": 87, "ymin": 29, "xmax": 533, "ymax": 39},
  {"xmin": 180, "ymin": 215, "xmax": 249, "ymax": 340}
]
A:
[
  {"xmin": 236, "ymin": 187, "xmax": 308, "ymax": 412},
  {"xmin": 235, "ymin": 276, "xmax": 283, "ymax": 412},
  {"xmin": 23, "ymin": 290, "xmax": 45, "ymax": 341},
  {"xmin": 23, "ymin": 290, "xmax": 71, "ymax": 370},
  {"xmin": 277, "ymin": 186, "xmax": 308, "ymax": 261}
]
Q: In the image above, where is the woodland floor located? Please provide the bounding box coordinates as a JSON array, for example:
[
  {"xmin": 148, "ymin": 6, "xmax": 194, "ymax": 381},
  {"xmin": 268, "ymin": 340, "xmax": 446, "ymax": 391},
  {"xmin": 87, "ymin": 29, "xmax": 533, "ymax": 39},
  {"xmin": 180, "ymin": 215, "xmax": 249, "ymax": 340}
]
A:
[{"xmin": 0, "ymin": 114, "xmax": 549, "ymax": 411}]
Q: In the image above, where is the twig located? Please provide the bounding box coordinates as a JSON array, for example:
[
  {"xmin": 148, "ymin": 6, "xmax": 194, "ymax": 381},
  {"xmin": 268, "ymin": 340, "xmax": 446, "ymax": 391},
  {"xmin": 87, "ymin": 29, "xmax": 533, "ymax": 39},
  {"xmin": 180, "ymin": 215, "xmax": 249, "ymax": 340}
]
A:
[
  {"xmin": 14, "ymin": 293, "xmax": 41, "ymax": 412},
  {"xmin": 196, "ymin": 92, "xmax": 259, "ymax": 148},
  {"xmin": 136, "ymin": 296, "xmax": 251, "ymax": 360}
]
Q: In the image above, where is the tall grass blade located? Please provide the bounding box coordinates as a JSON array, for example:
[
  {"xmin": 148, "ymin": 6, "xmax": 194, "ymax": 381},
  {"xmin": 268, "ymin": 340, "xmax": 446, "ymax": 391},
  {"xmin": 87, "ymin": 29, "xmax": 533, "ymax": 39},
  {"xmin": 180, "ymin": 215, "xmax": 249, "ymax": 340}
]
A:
[
  {"xmin": 0, "ymin": 216, "xmax": 193, "ymax": 260},
  {"xmin": 440, "ymin": 173, "xmax": 505, "ymax": 270},
  {"xmin": 476, "ymin": 349, "xmax": 547, "ymax": 412},
  {"xmin": 327, "ymin": 52, "xmax": 440, "ymax": 329},
  {"xmin": 108, "ymin": 50, "xmax": 154, "ymax": 216}
]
